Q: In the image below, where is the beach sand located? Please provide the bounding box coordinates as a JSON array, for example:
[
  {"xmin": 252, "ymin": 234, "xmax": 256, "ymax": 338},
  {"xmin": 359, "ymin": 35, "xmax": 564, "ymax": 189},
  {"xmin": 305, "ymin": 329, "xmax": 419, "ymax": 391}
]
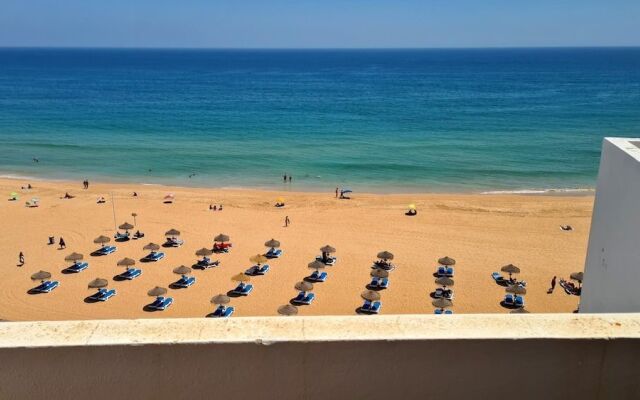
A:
[{"xmin": 0, "ymin": 178, "xmax": 591, "ymax": 321}]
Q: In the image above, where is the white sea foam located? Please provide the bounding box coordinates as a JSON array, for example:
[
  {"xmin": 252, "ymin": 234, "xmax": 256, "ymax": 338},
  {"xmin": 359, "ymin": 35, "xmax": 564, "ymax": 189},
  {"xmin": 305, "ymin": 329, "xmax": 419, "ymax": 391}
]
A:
[{"xmin": 480, "ymin": 188, "xmax": 594, "ymax": 195}]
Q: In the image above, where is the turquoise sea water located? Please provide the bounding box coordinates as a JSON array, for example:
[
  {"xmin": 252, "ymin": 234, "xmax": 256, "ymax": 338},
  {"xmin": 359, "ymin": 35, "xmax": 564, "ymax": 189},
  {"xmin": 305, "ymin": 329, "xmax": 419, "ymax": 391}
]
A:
[{"xmin": 0, "ymin": 48, "xmax": 639, "ymax": 193}]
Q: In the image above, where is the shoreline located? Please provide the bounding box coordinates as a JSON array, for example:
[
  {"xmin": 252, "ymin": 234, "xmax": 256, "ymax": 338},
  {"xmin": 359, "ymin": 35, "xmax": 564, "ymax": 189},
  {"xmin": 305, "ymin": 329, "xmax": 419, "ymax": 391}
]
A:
[{"xmin": 0, "ymin": 173, "xmax": 596, "ymax": 197}]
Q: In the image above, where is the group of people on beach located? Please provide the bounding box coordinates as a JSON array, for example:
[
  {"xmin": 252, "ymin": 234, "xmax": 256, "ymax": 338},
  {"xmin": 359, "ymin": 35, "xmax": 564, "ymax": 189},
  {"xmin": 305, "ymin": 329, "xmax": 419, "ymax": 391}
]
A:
[
  {"xmin": 209, "ymin": 204, "xmax": 223, "ymax": 211},
  {"xmin": 82, "ymin": 180, "xmax": 90, "ymax": 189},
  {"xmin": 283, "ymin": 174, "xmax": 292, "ymax": 183}
]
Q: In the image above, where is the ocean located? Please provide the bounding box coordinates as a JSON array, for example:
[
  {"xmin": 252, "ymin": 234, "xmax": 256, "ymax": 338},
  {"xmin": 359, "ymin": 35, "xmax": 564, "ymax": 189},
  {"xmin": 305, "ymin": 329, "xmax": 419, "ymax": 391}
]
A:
[{"xmin": 0, "ymin": 48, "xmax": 639, "ymax": 193}]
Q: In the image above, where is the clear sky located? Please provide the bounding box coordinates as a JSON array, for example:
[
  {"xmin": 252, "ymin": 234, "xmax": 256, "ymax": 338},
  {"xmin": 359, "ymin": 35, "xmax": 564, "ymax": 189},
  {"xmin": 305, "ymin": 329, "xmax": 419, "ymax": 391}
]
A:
[{"xmin": 1, "ymin": 0, "xmax": 639, "ymax": 48}]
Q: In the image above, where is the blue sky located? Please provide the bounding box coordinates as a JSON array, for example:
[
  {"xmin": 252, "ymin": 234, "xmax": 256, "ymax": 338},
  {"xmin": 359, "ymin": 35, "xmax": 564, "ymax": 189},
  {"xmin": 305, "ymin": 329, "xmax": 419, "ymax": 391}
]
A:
[{"xmin": 1, "ymin": 0, "xmax": 639, "ymax": 48}]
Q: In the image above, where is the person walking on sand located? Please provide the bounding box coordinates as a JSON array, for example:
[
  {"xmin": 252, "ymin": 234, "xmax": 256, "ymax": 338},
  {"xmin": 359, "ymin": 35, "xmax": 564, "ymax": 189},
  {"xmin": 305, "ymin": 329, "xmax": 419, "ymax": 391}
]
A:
[
  {"xmin": 59, "ymin": 237, "xmax": 66, "ymax": 249},
  {"xmin": 549, "ymin": 276, "xmax": 557, "ymax": 293},
  {"xmin": 284, "ymin": 216, "xmax": 290, "ymax": 227},
  {"xmin": 335, "ymin": 187, "xmax": 339, "ymax": 198},
  {"xmin": 18, "ymin": 252, "xmax": 24, "ymax": 266}
]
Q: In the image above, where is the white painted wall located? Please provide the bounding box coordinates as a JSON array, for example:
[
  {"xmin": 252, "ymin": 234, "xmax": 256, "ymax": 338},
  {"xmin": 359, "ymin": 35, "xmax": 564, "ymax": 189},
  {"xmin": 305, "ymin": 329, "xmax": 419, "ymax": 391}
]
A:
[{"xmin": 581, "ymin": 138, "xmax": 640, "ymax": 313}]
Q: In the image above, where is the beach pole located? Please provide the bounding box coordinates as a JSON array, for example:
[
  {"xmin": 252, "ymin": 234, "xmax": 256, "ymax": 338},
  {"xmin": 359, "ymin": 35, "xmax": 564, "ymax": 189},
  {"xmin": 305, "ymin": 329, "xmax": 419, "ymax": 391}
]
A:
[{"xmin": 111, "ymin": 192, "xmax": 117, "ymax": 232}]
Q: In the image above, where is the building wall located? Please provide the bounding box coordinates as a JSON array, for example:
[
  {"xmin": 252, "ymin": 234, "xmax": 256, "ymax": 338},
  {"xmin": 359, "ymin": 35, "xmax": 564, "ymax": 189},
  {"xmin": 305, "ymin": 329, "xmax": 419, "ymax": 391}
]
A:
[
  {"xmin": 0, "ymin": 315, "xmax": 639, "ymax": 400},
  {"xmin": 581, "ymin": 138, "xmax": 640, "ymax": 313}
]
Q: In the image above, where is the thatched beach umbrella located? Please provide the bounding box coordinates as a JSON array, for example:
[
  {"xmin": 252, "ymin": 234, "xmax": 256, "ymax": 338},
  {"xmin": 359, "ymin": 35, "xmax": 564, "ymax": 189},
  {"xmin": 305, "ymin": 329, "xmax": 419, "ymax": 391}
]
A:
[
  {"xmin": 131, "ymin": 213, "xmax": 138, "ymax": 226},
  {"xmin": 119, "ymin": 222, "xmax": 134, "ymax": 231},
  {"xmin": 506, "ymin": 285, "xmax": 527, "ymax": 296},
  {"xmin": 570, "ymin": 272, "xmax": 584, "ymax": 287},
  {"xmin": 295, "ymin": 281, "xmax": 313, "ymax": 292},
  {"xmin": 361, "ymin": 290, "xmax": 381, "ymax": 302},
  {"xmin": 93, "ymin": 235, "xmax": 111, "ymax": 247},
  {"xmin": 143, "ymin": 242, "xmax": 160, "ymax": 251},
  {"xmin": 117, "ymin": 257, "xmax": 136, "ymax": 269},
  {"xmin": 173, "ymin": 265, "xmax": 192, "ymax": 275},
  {"xmin": 308, "ymin": 260, "xmax": 326, "ymax": 272},
  {"xmin": 211, "ymin": 294, "xmax": 230, "ymax": 305},
  {"xmin": 501, "ymin": 264, "xmax": 521, "ymax": 280},
  {"xmin": 377, "ymin": 251, "xmax": 394, "ymax": 261},
  {"xmin": 165, "ymin": 228, "xmax": 180, "ymax": 237},
  {"xmin": 264, "ymin": 239, "xmax": 280, "ymax": 248},
  {"xmin": 31, "ymin": 270, "xmax": 51, "ymax": 281},
  {"xmin": 214, "ymin": 234, "xmax": 230, "ymax": 243},
  {"xmin": 147, "ymin": 286, "xmax": 167, "ymax": 297},
  {"xmin": 64, "ymin": 252, "xmax": 84, "ymax": 263},
  {"xmin": 278, "ymin": 304, "xmax": 298, "ymax": 316},
  {"xmin": 231, "ymin": 273, "xmax": 251, "ymax": 283},
  {"xmin": 438, "ymin": 256, "xmax": 456, "ymax": 266},
  {"xmin": 371, "ymin": 268, "xmax": 389, "ymax": 279},
  {"xmin": 88, "ymin": 278, "xmax": 108, "ymax": 289},
  {"xmin": 432, "ymin": 298, "xmax": 453, "ymax": 309},
  {"xmin": 510, "ymin": 307, "xmax": 530, "ymax": 314},
  {"xmin": 320, "ymin": 245, "xmax": 336, "ymax": 254},
  {"xmin": 435, "ymin": 277, "xmax": 455, "ymax": 288},
  {"xmin": 195, "ymin": 248, "xmax": 213, "ymax": 257},
  {"xmin": 250, "ymin": 254, "xmax": 268, "ymax": 265}
]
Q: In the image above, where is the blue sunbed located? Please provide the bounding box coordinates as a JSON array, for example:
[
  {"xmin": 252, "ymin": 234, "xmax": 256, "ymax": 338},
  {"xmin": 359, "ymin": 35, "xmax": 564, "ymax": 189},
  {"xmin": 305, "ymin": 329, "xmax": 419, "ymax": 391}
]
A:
[
  {"xmin": 156, "ymin": 297, "xmax": 173, "ymax": 310},
  {"xmin": 142, "ymin": 252, "xmax": 165, "ymax": 262},
  {"xmin": 514, "ymin": 295, "xmax": 525, "ymax": 308},
  {"xmin": 292, "ymin": 291, "xmax": 315, "ymax": 305},
  {"xmin": 265, "ymin": 248, "xmax": 283, "ymax": 258},
  {"xmin": 504, "ymin": 294, "xmax": 515, "ymax": 306},
  {"xmin": 445, "ymin": 267, "xmax": 454, "ymax": 277},
  {"xmin": 436, "ymin": 309, "xmax": 453, "ymax": 314},
  {"xmin": 95, "ymin": 245, "xmax": 117, "ymax": 256},
  {"xmin": 66, "ymin": 262, "xmax": 89, "ymax": 273},
  {"xmin": 114, "ymin": 232, "xmax": 130, "ymax": 241},
  {"xmin": 436, "ymin": 266, "xmax": 446, "ymax": 277},
  {"xmin": 232, "ymin": 283, "xmax": 253, "ymax": 296},
  {"xmin": 119, "ymin": 268, "xmax": 142, "ymax": 280},
  {"xmin": 32, "ymin": 280, "xmax": 60, "ymax": 293},
  {"xmin": 197, "ymin": 257, "xmax": 218, "ymax": 268},
  {"xmin": 361, "ymin": 300, "xmax": 382, "ymax": 314},
  {"xmin": 89, "ymin": 288, "xmax": 116, "ymax": 302},
  {"xmin": 246, "ymin": 264, "xmax": 270, "ymax": 276},
  {"xmin": 492, "ymin": 272, "xmax": 505, "ymax": 282},
  {"xmin": 308, "ymin": 270, "xmax": 328, "ymax": 282},
  {"xmin": 211, "ymin": 305, "xmax": 235, "ymax": 318},
  {"xmin": 173, "ymin": 275, "xmax": 196, "ymax": 288},
  {"xmin": 377, "ymin": 277, "xmax": 389, "ymax": 288}
]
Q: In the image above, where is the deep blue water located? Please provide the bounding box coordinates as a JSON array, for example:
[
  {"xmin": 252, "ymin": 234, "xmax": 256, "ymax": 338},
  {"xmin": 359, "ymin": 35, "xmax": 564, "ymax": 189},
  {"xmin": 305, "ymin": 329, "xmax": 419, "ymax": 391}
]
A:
[{"xmin": 0, "ymin": 48, "xmax": 639, "ymax": 192}]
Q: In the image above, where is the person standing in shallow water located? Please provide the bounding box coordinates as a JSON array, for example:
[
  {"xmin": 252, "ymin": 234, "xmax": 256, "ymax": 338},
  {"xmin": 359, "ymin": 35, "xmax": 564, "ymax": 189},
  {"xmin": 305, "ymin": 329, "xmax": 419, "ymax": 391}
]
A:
[
  {"xmin": 283, "ymin": 174, "xmax": 287, "ymax": 182},
  {"xmin": 289, "ymin": 175, "xmax": 292, "ymax": 183},
  {"xmin": 335, "ymin": 187, "xmax": 339, "ymax": 198}
]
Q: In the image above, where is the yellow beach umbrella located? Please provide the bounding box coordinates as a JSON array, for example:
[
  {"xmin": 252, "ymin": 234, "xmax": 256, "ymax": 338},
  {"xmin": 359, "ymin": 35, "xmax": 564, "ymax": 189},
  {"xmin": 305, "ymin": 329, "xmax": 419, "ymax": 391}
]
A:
[{"xmin": 408, "ymin": 204, "xmax": 416, "ymax": 210}]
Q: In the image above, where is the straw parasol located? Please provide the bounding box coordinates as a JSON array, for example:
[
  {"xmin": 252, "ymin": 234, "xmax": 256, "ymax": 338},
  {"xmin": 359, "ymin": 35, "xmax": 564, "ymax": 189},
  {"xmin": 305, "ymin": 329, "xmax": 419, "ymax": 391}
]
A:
[
  {"xmin": 295, "ymin": 281, "xmax": 313, "ymax": 292},
  {"xmin": 131, "ymin": 212, "xmax": 138, "ymax": 226},
  {"xmin": 147, "ymin": 286, "xmax": 167, "ymax": 297},
  {"xmin": 88, "ymin": 278, "xmax": 108, "ymax": 289},
  {"xmin": 438, "ymin": 256, "xmax": 456, "ymax": 266},
  {"xmin": 117, "ymin": 257, "xmax": 136, "ymax": 268},
  {"xmin": 31, "ymin": 270, "xmax": 51, "ymax": 281},
  {"xmin": 231, "ymin": 273, "xmax": 251, "ymax": 283},
  {"xmin": 377, "ymin": 251, "xmax": 394, "ymax": 261},
  {"xmin": 93, "ymin": 235, "xmax": 111, "ymax": 247},
  {"xmin": 195, "ymin": 248, "xmax": 213, "ymax": 257},
  {"xmin": 435, "ymin": 277, "xmax": 455, "ymax": 287},
  {"xmin": 361, "ymin": 290, "xmax": 381, "ymax": 302},
  {"xmin": 64, "ymin": 252, "xmax": 84, "ymax": 262},
  {"xmin": 510, "ymin": 307, "xmax": 530, "ymax": 314},
  {"xmin": 173, "ymin": 265, "xmax": 192, "ymax": 275},
  {"xmin": 143, "ymin": 242, "xmax": 160, "ymax": 251},
  {"xmin": 432, "ymin": 298, "xmax": 453, "ymax": 309},
  {"xmin": 570, "ymin": 272, "xmax": 584, "ymax": 285},
  {"xmin": 506, "ymin": 285, "xmax": 527, "ymax": 296},
  {"xmin": 264, "ymin": 239, "xmax": 280, "ymax": 248},
  {"xmin": 308, "ymin": 260, "xmax": 326, "ymax": 272},
  {"xmin": 278, "ymin": 304, "xmax": 298, "ymax": 316},
  {"xmin": 320, "ymin": 245, "xmax": 336, "ymax": 254},
  {"xmin": 119, "ymin": 222, "xmax": 134, "ymax": 231},
  {"xmin": 214, "ymin": 233, "xmax": 230, "ymax": 243},
  {"xmin": 250, "ymin": 254, "xmax": 268, "ymax": 265},
  {"xmin": 165, "ymin": 228, "xmax": 180, "ymax": 237},
  {"xmin": 501, "ymin": 264, "xmax": 520, "ymax": 275},
  {"xmin": 211, "ymin": 294, "xmax": 231, "ymax": 305},
  {"xmin": 371, "ymin": 268, "xmax": 389, "ymax": 279}
]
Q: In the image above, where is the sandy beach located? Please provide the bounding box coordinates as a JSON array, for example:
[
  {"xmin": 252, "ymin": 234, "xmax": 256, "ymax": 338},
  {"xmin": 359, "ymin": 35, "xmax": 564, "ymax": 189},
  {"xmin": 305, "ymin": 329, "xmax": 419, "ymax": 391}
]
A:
[{"xmin": 0, "ymin": 178, "xmax": 590, "ymax": 321}]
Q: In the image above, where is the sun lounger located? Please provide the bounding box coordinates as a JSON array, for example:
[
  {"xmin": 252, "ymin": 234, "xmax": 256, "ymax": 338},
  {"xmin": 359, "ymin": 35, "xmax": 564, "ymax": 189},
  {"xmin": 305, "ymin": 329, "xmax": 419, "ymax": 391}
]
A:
[
  {"xmin": 156, "ymin": 297, "xmax": 173, "ymax": 310},
  {"xmin": 211, "ymin": 305, "xmax": 235, "ymax": 318},
  {"xmin": 308, "ymin": 270, "xmax": 328, "ymax": 282},
  {"xmin": 114, "ymin": 232, "xmax": 130, "ymax": 241},
  {"xmin": 231, "ymin": 283, "xmax": 253, "ymax": 296},
  {"xmin": 197, "ymin": 257, "xmax": 219, "ymax": 268},
  {"xmin": 95, "ymin": 245, "xmax": 117, "ymax": 256},
  {"xmin": 165, "ymin": 238, "xmax": 184, "ymax": 247},
  {"xmin": 246, "ymin": 264, "xmax": 270, "ymax": 276},
  {"xmin": 444, "ymin": 289, "xmax": 454, "ymax": 300},
  {"xmin": 361, "ymin": 300, "xmax": 381, "ymax": 314},
  {"xmin": 173, "ymin": 275, "xmax": 196, "ymax": 288},
  {"xmin": 66, "ymin": 262, "xmax": 89, "ymax": 273},
  {"xmin": 434, "ymin": 288, "xmax": 444, "ymax": 298},
  {"xmin": 265, "ymin": 248, "xmax": 283, "ymax": 258},
  {"xmin": 32, "ymin": 280, "xmax": 59, "ymax": 293},
  {"xmin": 504, "ymin": 294, "xmax": 515, "ymax": 306},
  {"xmin": 142, "ymin": 252, "xmax": 165, "ymax": 262},
  {"xmin": 213, "ymin": 243, "xmax": 232, "ymax": 253},
  {"xmin": 119, "ymin": 268, "xmax": 142, "ymax": 280},
  {"xmin": 436, "ymin": 266, "xmax": 446, "ymax": 277},
  {"xmin": 292, "ymin": 292, "xmax": 315, "ymax": 305},
  {"xmin": 316, "ymin": 256, "xmax": 337, "ymax": 266},
  {"xmin": 377, "ymin": 278, "xmax": 389, "ymax": 288},
  {"xmin": 149, "ymin": 296, "xmax": 165, "ymax": 309},
  {"xmin": 89, "ymin": 288, "xmax": 117, "ymax": 302},
  {"xmin": 514, "ymin": 295, "xmax": 525, "ymax": 308},
  {"xmin": 491, "ymin": 272, "xmax": 505, "ymax": 283},
  {"xmin": 445, "ymin": 267, "xmax": 454, "ymax": 277}
]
